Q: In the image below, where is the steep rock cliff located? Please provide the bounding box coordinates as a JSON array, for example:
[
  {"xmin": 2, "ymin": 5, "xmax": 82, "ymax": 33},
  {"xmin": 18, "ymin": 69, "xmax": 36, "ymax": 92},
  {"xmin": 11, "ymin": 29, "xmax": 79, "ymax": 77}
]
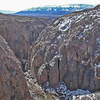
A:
[
  {"xmin": 30, "ymin": 5, "xmax": 100, "ymax": 92},
  {"xmin": 0, "ymin": 35, "xmax": 32, "ymax": 100}
]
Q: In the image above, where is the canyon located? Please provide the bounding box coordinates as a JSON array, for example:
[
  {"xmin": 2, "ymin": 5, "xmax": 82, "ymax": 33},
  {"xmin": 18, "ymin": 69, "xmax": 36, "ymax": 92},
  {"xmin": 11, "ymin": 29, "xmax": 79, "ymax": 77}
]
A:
[{"xmin": 0, "ymin": 5, "xmax": 100, "ymax": 100}]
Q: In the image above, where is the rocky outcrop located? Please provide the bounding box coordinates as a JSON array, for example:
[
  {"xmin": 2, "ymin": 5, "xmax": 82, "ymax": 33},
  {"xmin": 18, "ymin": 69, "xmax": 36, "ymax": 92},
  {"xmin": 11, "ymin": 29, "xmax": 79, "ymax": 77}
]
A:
[
  {"xmin": 73, "ymin": 92, "xmax": 100, "ymax": 100},
  {"xmin": 24, "ymin": 70, "xmax": 60, "ymax": 100},
  {"xmin": 0, "ymin": 35, "xmax": 32, "ymax": 100},
  {"xmin": 30, "ymin": 5, "xmax": 100, "ymax": 92},
  {"xmin": 0, "ymin": 14, "xmax": 49, "ymax": 63}
]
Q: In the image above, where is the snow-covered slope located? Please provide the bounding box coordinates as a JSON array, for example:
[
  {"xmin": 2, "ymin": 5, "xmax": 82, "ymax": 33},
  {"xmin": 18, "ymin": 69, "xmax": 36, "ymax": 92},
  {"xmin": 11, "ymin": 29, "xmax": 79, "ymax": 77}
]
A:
[{"xmin": 15, "ymin": 4, "xmax": 93, "ymax": 17}]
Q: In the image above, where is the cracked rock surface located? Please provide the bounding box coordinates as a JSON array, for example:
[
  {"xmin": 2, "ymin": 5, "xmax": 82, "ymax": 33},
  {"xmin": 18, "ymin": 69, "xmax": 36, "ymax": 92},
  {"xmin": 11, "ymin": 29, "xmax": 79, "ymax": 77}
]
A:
[
  {"xmin": 30, "ymin": 5, "xmax": 100, "ymax": 92},
  {"xmin": 0, "ymin": 35, "xmax": 32, "ymax": 100}
]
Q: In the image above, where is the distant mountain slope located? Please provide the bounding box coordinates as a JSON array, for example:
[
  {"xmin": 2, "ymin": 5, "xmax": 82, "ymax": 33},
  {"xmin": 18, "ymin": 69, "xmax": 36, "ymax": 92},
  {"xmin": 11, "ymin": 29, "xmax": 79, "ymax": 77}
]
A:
[
  {"xmin": 0, "ymin": 10, "xmax": 16, "ymax": 14},
  {"xmin": 15, "ymin": 4, "xmax": 94, "ymax": 17}
]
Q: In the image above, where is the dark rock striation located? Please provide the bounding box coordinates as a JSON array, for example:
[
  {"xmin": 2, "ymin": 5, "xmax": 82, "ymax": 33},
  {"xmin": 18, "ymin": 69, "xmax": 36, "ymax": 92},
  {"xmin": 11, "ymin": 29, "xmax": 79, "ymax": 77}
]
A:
[
  {"xmin": 30, "ymin": 5, "xmax": 100, "ymax": 92},
  {"xmin": 0, "ymin": 35, "xmax": 32, "ymax": 100}
]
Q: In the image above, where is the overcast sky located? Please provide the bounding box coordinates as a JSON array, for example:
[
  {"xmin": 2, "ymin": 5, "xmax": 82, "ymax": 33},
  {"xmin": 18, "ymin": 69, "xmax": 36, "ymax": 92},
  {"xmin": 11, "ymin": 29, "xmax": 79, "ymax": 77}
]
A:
[{"xmin": 0, "ymin": 0, "xmax": 100, "ymax": 11}]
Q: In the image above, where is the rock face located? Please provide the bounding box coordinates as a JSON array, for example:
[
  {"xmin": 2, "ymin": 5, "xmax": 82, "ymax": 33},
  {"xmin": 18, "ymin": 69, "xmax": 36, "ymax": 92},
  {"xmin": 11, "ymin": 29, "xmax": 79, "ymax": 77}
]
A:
[
  {"xmin": 73, "ymin": 92, "xmax": 100, "ymax": 100},
  {"xmin": 0, "ymin": 35, "xmax": 32, "ymax": 100},
  {"xmin": 30, "ymin": 5, "xmax": 100, "ymax": 92},
  {"xmin": 24, "ymin": 70, "xmax": 60, "ymax": 100},
  {"xmin": 0, "ymin": 14, "xmax": 49, "ymax": 63}
]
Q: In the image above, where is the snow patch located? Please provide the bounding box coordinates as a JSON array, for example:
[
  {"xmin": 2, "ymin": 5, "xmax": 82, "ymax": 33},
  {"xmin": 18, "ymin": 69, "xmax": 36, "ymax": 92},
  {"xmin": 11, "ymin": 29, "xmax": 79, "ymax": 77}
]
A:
[
  {"xmin": 73, "ymin": 93, "xmax": 96, "ymax": 100},
  {"xmin": 76, "ymin": 32, "xmax": 83, "ymax": 40},
  {"xmin": 38, "ymin": 64, "xmax": 46, "ymax": 76},
  {"xmin": 51, "ymin": 44, "xmax": 57, "ymax": 47},
  {"xmin": 57, "ymin": 34, "xmax": 65, "ymax": 40},
  {"xmin": 76, "ymin": 24, "xmax": 93, "ymax": 40},
  {"xmin": 56, "ymin": 82, "xmax": 67, "ymax": 95},
  {"xmin": 45, "ymin": 88, "xmax": 57, "ymax": 94},
  {"xmin": 49, "ymin": 54, "xmax": 62, "ymax": 67},
  {"xmin": 95, "ymin": 63, "xmax": 100, "ymax": 67},
  {"xmin": 96, "ymin": 38, "xmax": 100, "ymax": 45},
  {"xmin": 75, "ymin": 14, "xmax": 85, "ymax": 23},
  {"xmin": 97, "ymin": 18, "xmax": 100, "ymax": 24},
  {"xmin": 42, "ymin": 82, "xmax": 91, "ymax": 100},
  {"xmin": 59, "ymin": 19, "xmax": 71, "ymax": 32},
  {"xmin": 57, "ymin": 35, "xmax": 62, "ymax": 39}
]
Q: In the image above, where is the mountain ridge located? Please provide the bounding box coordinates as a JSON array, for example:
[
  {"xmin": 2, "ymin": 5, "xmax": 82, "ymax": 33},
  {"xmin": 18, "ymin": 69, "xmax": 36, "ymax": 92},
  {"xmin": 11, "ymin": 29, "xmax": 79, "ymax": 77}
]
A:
[
  {"xmin": 0, "ymin": 10, "xmax": 16, "ymax": 14},
  {"xmin": 15, "ymin": 4, "xmax": 94, "ymax": 17}
]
